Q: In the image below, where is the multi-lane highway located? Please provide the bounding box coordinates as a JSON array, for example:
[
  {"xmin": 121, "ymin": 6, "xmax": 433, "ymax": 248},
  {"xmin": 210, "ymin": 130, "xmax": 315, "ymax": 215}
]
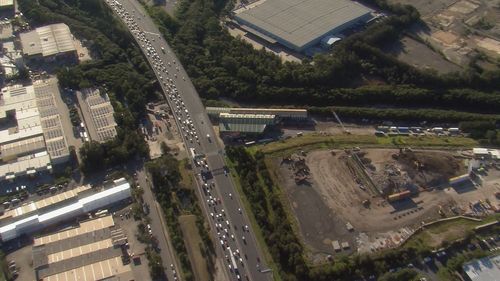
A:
[{"xmin": 106, "ymin": 1, "xmax": 272, "ymax": 280}]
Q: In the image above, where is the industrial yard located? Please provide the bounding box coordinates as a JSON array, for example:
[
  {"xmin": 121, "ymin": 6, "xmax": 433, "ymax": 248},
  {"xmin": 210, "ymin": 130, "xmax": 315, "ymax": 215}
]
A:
[
  {"xmin": 389, "ymin": 0, "xmax": 500, "ymax": 67},
  {"xmin": 271, "ymin": 147, "xmax": 500, "ymax": 260}
]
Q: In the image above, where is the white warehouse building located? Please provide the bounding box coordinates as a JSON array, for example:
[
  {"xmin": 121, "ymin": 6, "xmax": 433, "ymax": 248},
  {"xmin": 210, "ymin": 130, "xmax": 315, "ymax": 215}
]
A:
[{"xmin": 0, "ymin": 178, "xmax": 131, "ymax": 242}]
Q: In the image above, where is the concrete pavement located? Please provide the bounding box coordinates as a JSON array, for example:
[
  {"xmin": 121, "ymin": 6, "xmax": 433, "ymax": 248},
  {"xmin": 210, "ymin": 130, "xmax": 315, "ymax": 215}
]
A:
[{"xmin": 106, "ymin": 0, "xmax": 272, "ymax": 280}]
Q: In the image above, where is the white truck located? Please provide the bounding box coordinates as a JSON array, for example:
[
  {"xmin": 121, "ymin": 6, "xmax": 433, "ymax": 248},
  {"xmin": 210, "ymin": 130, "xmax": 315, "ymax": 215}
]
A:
[{"xmin": 228, "ymin": 247, "xmax": 238, "ymax": 272}]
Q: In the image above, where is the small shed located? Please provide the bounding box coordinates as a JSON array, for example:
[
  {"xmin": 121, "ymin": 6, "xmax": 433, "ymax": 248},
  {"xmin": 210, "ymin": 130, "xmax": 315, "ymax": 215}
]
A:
[{"xmin": 332, "ymin": 240, "xmax": 341, "ymax": 251}]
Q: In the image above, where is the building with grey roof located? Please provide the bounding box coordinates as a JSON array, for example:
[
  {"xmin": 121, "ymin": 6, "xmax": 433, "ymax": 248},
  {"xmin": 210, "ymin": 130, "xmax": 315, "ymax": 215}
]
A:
[
  {"xmin": 219, "ymin": 113, "xmax": 276, "ymax": 134},
  {"xmin": 0, "ymin": 178, "xmax": 131, "ymax": 242},
  {"xmin": 462, "ymin": 255, "xmax": 500, "ymax": 281},
  {"xmin": 0, "ymin": 79, "xmax": 70, "ymax": 182},
  {"xmin": 19, "ymin": 23, "xmax": 77, "ymax": 60},
  {"xmin": 233, "ymin": 0, "xmax": 373, "ymax": 52},
  {"xmin": 76, "ymin": 88, "xmax": 117, "ymax": 143},
  {"xmin": 206, "ymin": 107, "xmax": 308, "ymax": 120},
  {"xmin": 0, "ymin": 0, "xmax": 13, "ymax": 11}
]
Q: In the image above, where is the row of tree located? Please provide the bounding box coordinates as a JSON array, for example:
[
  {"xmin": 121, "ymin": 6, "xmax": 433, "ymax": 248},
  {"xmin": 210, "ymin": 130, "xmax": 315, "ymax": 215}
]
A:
[
  {"xmin": 227, "ymin": 146, "xmax": 433, "ymax": 281},
  {"xmin": 145, "ymin": 0, "xmax": 500, "ymax": 118},
  {"xmin": 309, "ymin": 106, "xmax": 500, "ymax": 123},
  {"xmin": 18, "ymin": 0, "xmax": 155, "ymax": 172},
  {"xmin": 146, "ymin": 151, "xmax": 215, "ymax": 281},
  {"xmin": 146, "ymin": 154, "xmax": 195, "ymax": 281}
]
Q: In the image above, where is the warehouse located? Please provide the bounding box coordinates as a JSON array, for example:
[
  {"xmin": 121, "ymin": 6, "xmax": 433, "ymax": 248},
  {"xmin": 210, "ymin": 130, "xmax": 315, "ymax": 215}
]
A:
[
  {"xmin": 0, "ymin": 184, "xmax": 91, "ymax": 224},
  {"xmin": 219, "ymin": 113, "xmax": 276, "ymax": 135},
  {"xmin": 206, "ymin": 107, "xmax": 308, "ymax": 120},
  {"xmin": 76, "ymin": 88, "xmax": 117, "ymax": 143},
  {"xmin": 19, "ymin": 23, "xmax": 77, "ymax": 61},
  {"xmin": 0, "ymin": 178, "xmax": 131, "ymax": 242},
  {"xmin": 233, "ymin": 0, "xmax": 373, "ymax": 52},
  {"xmin": 462, "ymin": 255, "xmax": 500, "ymax": 281},
  {"xmin": 32, "ymin": 214, "xmax": 133, "ymax": 281},
  {"xmin": 0, "ymin": 79, "xmax": 70, "ymax": 182},
  {"xmin": 0, "ymin": 0, "xmax": 14, "ymax": 12}
]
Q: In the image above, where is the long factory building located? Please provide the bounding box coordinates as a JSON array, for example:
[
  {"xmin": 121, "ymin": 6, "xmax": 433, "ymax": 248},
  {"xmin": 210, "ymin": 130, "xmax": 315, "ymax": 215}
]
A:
[
  {"xmin": 0, "ymin": 178, "xmax": 131, "ymax": 242},
  {"xmin": 207, "ymin": 107, "xmax": 308, "ymax": 134},
  {"xmin": 232, "ymin": 0, "xmax": 373, "ymax": 52},
  {"xmin": 32, "ymin": 214, "xmax": 132, "ymax": 281},
  {"xmin": 0, "ymin": 79, "xmax": 70, "ymax": 182}
]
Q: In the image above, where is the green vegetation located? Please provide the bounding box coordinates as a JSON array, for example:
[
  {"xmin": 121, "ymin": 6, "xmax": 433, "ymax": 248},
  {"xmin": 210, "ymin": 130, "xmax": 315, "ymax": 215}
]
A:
[
  {"xmin": 378, "ymin": 269, "xmax": 420, "ymax": 281},
  {"xmin": 147, "ymin": 154, "xmax": 214, "ymax": 281},
  {"xmin": 227, "ymin": 146, "xmax": 432, "ymax": 280},
  {"xmin": 460, "ymin": 121, "xmax": 500, "ymax": 145},
  {"xmin": 309, "ymin": 106, "xmax": 500, "ymax": 123},
  {"xmin": 68, "ymin": 106, "xmax": 81, "ymax": 127},
  {"xmin": 437, "ymin": 249, "xmax": 491, "ymax": 281},
  {"xmin": 253, "ymin": 134, "xmax": 477, "ymax": 156},
  {"xmin": 18, "ymin": 0, "xmax": 153, "ymax": 174},
  {"xmin": 404, "ymin": 215, "xmax": 500, "ymax": 251},
  {"xmin": 225, "ymin": 156, "xmax": 284, "ymax": 281},
  {"xmin": 146, "ymin": 0, "xmax": 500, "ymax": 123},
  {"xmin": 147, "ymin": 155, "xmax": 194, "ymax": 281},
  {"xmin": 227, "ymin": 142, "xmax": 498, "ymax": 280},
  {"xmin": 178, "ymin": 215, "xmax": 212, "ymax": 281},
  {"xmin": 146, "ymin": 244, "xmax": 165, "ymax": 279},
  {"xmin": 0, "ymin": 250, "xmax": 8, "ymax": 281},
  {"xmin": 474, "ymin": 17, "xmax": 494, "ymax": 30}
]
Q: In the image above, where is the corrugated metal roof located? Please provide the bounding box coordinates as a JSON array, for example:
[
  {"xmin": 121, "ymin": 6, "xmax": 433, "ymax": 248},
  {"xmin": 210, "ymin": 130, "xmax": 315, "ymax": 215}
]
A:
[
  {"xmin": 463, "ymin": 255, "xmax": 500, "ymax": 281},
  {"xmin": 219, "ymin": 113, "xmax": 275, "ymax": 133},
  {"xmin": 234, "ymin": 0, "xmax": 372, "ymax": 50},
  {"xmin": 0, "ymin": 0, "xmax": 13, "ymax": 7},
  {"xmin": 20, "ymin": 23, "xmax": 76, "ymax": 57},
  {"xmin": 206, "ymin": 107, "xmax": 307, "ymax": 118},
  {"xmin": 0, "ymin": 180, "xmax": 131, "ymax": 242}
]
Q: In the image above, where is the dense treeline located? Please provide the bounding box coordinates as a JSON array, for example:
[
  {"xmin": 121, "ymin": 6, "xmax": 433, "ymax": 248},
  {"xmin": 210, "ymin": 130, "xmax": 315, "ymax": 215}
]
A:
[
  {"xmin": 147, "ymin": 0, "xmax": 500, "ymax": 116},
  {"xmin": 18, "ymin": 0, "xmax": 155, "ymax": 172},
  {"xmin": 227, "ymin": 147, "xmax": 426, "ymax": 281},
  {"xmin": 459, "ymin": 121, "xmax": 500, "ymax": 144},
  {"xmin": 147, "ymin": 152, "xmax": 215, "ymax": 281},
  {"xmin": 309, "ymin": 106, "xmax": 500, "ymax": 123},
  {"xmin": 147, "ymin": 154, "xmax": 195, "ymax": 281}
]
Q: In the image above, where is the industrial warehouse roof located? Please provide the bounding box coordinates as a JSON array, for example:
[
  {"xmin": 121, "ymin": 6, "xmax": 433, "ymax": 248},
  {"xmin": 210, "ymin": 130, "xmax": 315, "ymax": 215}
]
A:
[
  {"xmin": 0, "ymin": 79, "xmax": 70, "ymax": 181},
  {"xmin": 463, "ymin": 255, "xmax": 500, "ymax": 281},
  {"xmin": 234, "ymin": 0, "xmax": 372, "ymax": 49},
  {"xmin": 76, "ymin": 88, "xmax": 117, "ymax": 143},
  {"xmin": 0, "ymin": 0, "xmax": 13, "ymax": 8},
  {"xmin": 32, "ymin": 215, "xmax": 132, "ymax": 281},
  {"xmin": 0, "ymin": 185, "xmax": 91, "ymax": 223},
  {"xmin": 20, "ymin": 23, "xmax": 76, "ymax": 57},
  {"xmin": 219, "ymin": 113, "xmax": 275, "ymax": 133},
  {"xmin": 0, "ymin": 179, "xmax": 131, "ymax": 241},
  {"xmin": 206, "ymin": 107, "xmax": 307, "ymax": 118}
]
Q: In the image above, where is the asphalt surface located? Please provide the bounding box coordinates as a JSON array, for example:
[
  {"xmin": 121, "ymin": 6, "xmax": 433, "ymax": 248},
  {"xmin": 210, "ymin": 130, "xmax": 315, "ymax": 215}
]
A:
[
  {"xmin": 137, "ymin": 166, "xmax": 181, "ymax": 281},
  {"xmin": 106, "ymin": 1, "xmax": 272, "ymax": 281}
]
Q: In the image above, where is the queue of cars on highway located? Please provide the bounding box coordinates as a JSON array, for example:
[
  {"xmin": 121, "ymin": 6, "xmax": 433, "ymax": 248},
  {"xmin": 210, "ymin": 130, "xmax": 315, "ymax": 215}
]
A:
[{"xmin": 108, "ymin": 1, "xmax": 254, "ymax": 280}]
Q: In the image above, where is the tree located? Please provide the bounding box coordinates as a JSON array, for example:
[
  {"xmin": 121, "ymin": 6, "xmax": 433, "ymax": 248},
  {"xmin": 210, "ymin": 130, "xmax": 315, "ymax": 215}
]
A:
[{"xmin": 378, "ymin": 269, "xmax": 419, "ymax": 281}]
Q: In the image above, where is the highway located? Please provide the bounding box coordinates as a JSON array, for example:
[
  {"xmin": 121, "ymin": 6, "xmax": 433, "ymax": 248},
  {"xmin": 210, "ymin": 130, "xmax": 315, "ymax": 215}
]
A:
[{"xmin": 106, "ymin": 1, "xmax": 272, "ymax": 281}]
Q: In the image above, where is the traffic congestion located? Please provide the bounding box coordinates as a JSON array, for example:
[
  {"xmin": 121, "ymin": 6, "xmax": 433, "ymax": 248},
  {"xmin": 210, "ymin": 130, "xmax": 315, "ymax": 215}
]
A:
[{"xmin": 107, "ymin": 1, "xmax": 265, "ymax": 280}]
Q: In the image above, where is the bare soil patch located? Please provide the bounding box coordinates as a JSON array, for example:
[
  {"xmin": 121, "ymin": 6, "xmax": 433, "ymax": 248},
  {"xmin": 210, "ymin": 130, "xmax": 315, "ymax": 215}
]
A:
[
  {"xmin": 387, "ymin": 36, "xmax": 461, "ymax": 73},
  {"xmin": 179, "ymin": 215, "xmax": 210, "ymax": 281},
  {"xmin": 272, "ymin": 148, "xmax": 498, "ymax": 257},
  {"xmin": 362, "ymin": 149, "xmax": 465, "ymax": 194}
]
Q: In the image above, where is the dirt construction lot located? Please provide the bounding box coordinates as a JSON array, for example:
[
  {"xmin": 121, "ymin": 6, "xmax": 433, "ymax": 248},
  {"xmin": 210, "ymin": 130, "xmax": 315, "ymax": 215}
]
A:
[
  {"xmin": 273, "ymin": 148, "xmax": 500, "ymax": 259},
  {"xmin": 387, "ymin": 36, "xmax": 461, "ymax": 73}
]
